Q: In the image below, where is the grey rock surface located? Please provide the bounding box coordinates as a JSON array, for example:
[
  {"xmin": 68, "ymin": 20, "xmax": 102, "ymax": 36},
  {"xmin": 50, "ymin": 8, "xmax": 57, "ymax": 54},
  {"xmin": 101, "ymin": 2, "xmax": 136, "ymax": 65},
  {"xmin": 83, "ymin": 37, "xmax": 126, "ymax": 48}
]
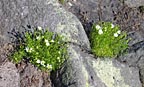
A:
[
  {"xmin": 0, "ymin": 62, "xmax": 20, "ymax": 87},
  {"xmin": 118, "ymin": 31, "xmax": 144, "ymax": 86},
  {"xmin": 0, "ymin": 0, "xmax": 143, "ymax": 87},
  {"xmin": 65, "ymin": 0, "xmax": 144, "ymax": 37},
  {"xmin": 19, "ymin": 63, "xmax": 51, "ymax": 87},
  {"xmin": 63, "ymin": 0, "xmax": 144, "ymax": 86},
  {"xmin": 125, "ymin": 0, "xmax": 144, "ymax": 7},
  {"xmin": 0, "ymin": 0, "xmax": 89, "ymax": 86},
  {"xmin": 52, "ymin": 44, "xmax": 142, "ymax": 87},
  {"xmin": 0, "ymin": 0, "xmax": 90, "ymax": 49}
]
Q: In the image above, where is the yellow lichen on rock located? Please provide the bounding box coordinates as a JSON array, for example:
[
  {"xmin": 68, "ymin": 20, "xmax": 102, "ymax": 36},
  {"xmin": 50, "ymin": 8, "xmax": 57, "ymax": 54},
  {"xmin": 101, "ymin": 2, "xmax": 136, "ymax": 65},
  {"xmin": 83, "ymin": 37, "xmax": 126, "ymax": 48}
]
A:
[{"xmin": 93, "ymin": 58, "xmax": 129, "ymax": 87}]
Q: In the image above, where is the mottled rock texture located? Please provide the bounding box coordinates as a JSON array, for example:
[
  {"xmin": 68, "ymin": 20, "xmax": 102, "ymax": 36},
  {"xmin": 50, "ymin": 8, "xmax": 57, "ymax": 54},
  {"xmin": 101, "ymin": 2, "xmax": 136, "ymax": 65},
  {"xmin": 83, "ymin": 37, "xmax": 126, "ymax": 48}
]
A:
[
  {"xmin": 0, "ymin": 0, "xmax": 89, "ymax": 86},
  {"xmin": 0, "ymin": 0, "xmax": 143, "ymax": 87},
  {"xmin": 63, "ymin": 0, "xmax": 144, "ymax": 86},
  {"xmin": 51, "ymin": 44, "xmax": 142, "ymax": 87},
  {"xmin": 0, "ymin": 0, "xmax": 90, "ymax": 49},
  {"xmin": 0, "ymin": 62, "xmax": 20, "ymax": 87}
]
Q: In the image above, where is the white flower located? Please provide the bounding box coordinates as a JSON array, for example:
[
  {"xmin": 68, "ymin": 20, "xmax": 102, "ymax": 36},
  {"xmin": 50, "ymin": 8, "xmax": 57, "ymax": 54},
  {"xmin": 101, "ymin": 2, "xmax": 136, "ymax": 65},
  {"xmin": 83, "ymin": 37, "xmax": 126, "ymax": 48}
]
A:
[
  {"xmin": 25, "ymin": 47, "xmax": 33, "ymax": 52},
  {"xmin": 42, "ymin": 36, "xmax": 44, "ymax": 39},
  {"xmin": 111, "ymin": 23, "xmax": 115, "ymax": 28},
  {"xmin": 57, "ymin": 57, "xmax": 60, "ymax": 60},
  {"xmin": 36, "ymin": 36, "xmax": 41, "ymax": 40},
  {"xmin": 45, "ymin": 39, "xmax": 50, "ymax": 46},
  {"xmin": 50, "ymin": 40, "xmax": 54, "ymax": 43},
  {"xmin": 98, "ymin": 29, "xmax": 103, "ymax": 35},
  {"xmin": 46, "ymin": 42, "xmax": 50, "ymax": 46},
  {"xmin": 45, "ymin": 39, "xmax": 48, "ymax": 43},
  {"xmin": 40, "ymin": 61, "xmax": 45, "ymax": 66},
  {"xmin": 114, "ymin": 33, "xmax": 118, "ymax": 37},
  {"xmin": 25, "ymin": 47, "xmax": 29, "ymax": 52},
  {"xmin": 36, "ymin": 60, "xmax": 41, "ymax": 63},
  {"xmin": 46, "ymin": 64, "xmax": 52, "ymax": 69},
  {"xmin": 95, "ymin": 25, "xmax": 102, "ymax": 30},
  {"xmin": 37, "ymin": 26, "xmax": 42, "ymax": 30},
  {"xmin": 117, "ymin": 30, "xmax": 121, "ymax": 34},
  {"xmin": 58, "ymin": 51, "xmax": 61, "ymax": 54},
  {"xmin": 57, "ymin": 57, "xmax": 61, "ymax": 62},
  {"xmin": 29, "ymin": 48, "xmax": 33, "ymax": 52}
]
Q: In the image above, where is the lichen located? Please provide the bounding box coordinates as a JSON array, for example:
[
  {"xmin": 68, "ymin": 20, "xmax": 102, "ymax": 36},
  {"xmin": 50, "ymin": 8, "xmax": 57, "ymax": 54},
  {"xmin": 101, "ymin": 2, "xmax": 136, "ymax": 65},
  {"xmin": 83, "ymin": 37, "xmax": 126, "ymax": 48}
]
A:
[
  {"xmin": 93, "ymin": 58, "xmax": 129, "ymax": 87},
  {"xmin": 56, "ymin": 23, "xmax": 78, "ymax": 43},
  {"xmin": 81, "ymin": 64, "xmax": 89, "ymax": 87}
]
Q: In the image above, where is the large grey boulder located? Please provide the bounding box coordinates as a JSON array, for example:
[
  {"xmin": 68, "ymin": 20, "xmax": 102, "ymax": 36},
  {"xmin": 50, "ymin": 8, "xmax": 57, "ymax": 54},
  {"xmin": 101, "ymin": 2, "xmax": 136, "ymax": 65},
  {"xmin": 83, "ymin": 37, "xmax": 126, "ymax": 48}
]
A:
[
  {"xmin": 0, "ymin": 0, "xmax": 90, "ymax": 49},
  {"xmin": 0, "ymin": 0, "xmax": 143, "ymax": 87},
  {"xmin": 118, "ymin": 32, "xmax": 144, "ymax": 86},
  {"xmin": 52, "ymin": 44, "xmax": 142, "ymax": 87},
  {"xmin": 0, "ymin": 0, "xmax": 89, "ymax": 86}
]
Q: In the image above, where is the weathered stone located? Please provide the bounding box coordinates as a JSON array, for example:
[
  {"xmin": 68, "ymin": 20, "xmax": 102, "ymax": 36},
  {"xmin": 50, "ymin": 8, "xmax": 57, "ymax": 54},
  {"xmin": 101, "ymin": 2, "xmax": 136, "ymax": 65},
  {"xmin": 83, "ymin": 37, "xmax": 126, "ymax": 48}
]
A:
[
  {"xmin": 62, "ymin": 0, "xmax": 144, "ymax": 86},
  {"xmin": 0, "ymin": 0, "xmax": 90, "ymax": 49},
  {"xmin": 64, "ymin": 0, "xmax": 144, "ymax": 37},
  {"xmin": 51, "ymin": 44, "xmax": 142, "ymax": 87},
  {"xmin": 0, "ymin": 0, "xmax": 143, "ymax": 87},
  {"xmin": 125, "ymin": 0, "xmax": 144, "ymax": 7},
  {"xmin": 0, "ymin": 62, "xmax": 20, "ymax": 87},
  {"xmin": 0, "ymin": 0, "xmax": 90, "ymax": 86},
  {"xmin": 19, "ymin": 63, "xmax": 51, "ymax": 87}
]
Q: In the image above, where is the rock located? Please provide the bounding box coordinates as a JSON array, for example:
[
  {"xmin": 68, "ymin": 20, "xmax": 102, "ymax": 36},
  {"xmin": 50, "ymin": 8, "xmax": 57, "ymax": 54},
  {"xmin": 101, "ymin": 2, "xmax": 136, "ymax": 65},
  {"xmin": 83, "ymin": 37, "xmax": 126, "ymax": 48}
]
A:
[
  {"xmin": 0, "ymin": 0, "xmax": 143, "ymax": 87},
  {"xmin": 51, "ymin": 44, "xmax": 142, "ymax": 87},
  {"xmin": 62, "ymin": 1, "xmax": 144, "ymax": 86},
  {"xmin": 125, "ymin": 0, "xmax": 144, "ymax": 7},
  {"xmin": 19, "ymin": 63, "xmax": 51, "ymax": 87},
  {"xmin": 0, "ymin": 0, "xmax": 90, "ymax": 49},
  {"xmin": 0, "ymin": 0, "xmax": 89, "ymax": 86},
  {"xmin": 118, "ymin": 32, "xmax": 144, "ymax": 86},
  {"xmin": 64, "ymin": 0, "xmax": 144, "ymax": 37},
  {"xmin": 0, "ymin": 62, "xmax": 20, "ymax": 87}
]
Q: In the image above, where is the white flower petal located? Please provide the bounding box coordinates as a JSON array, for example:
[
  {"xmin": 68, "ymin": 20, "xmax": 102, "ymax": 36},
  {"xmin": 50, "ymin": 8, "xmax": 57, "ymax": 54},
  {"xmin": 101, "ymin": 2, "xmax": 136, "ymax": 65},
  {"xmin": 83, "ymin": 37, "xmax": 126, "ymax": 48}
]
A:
[
  {"xmin": 50, "ymin": 40, "xmax": 54, "ymax": 42},
  {"xmin": 46, "ymin": 42, "xmax": 50, "ymax": 46},
  {"xmin": 95, "ymin": 25, "xmax": 102, "ymax": 30},
  {"xmin": 111, "ymin": 24, "xmax": 115, "ymax": 28},
  {"xmin": 45, "ymin": 39, "xmax": 48, "ymax": 43},
  {"xmin": 57, "ymin": 57, "xmax": 60, "ymax": 60},
  {"xmin": 117, "ymin": 30, "xmax": 121, "ymax": 34},
  {"xmin": 46, "ymin": 64, "xmax": 52, "ymax": 69},
  {"xmin": 37, "ymin": 26, "xmax": 42, "ymax": 30},
  {"xmin": 25, "ymin": 47, "xmax": 29, "ymax": 52},
  {"xmin": 36, "ymin": 36, "xmax": 41, "ymax": 40},
  {"xmin": 36, "ymin": 60, "xmax": 41, "ymax": 63},
  {"xmin": 114, "ymin": 33, "xmax": 118, "ymax": 37},
  {"xmin": 98, "ymin": 29, "xmax": 103, "ymax": 35},
  {"xmin": 45, "ymin": 39, "xmax": 50, "ymax": 46},
  {"xmin": 40, "ymin": 61, "xmax": 45, "ymax": 66}
]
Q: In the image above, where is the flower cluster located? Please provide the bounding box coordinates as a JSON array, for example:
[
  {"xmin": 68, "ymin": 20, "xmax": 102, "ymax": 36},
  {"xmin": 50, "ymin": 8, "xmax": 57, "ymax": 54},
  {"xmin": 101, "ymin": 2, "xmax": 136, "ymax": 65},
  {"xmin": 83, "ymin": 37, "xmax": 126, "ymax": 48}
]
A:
[
  {"xmin": 90, "ymin": 22, "xmax": 129, "ymax": 57},
  {"xmin": 25, "ymin": 47, "xmax": 33, "ymax": 53},
  {"xmin": 95, "ymin": 23, "xmax": 121, "ymax": 37},
  {"xmin": 36, "ymin": 59, "xmax": 52, "ymax": 70},
  {"xmin": 11, "ymin": 26, "xmax": 68, "ymax": 71},
  {"xmin": 114, "ymin": 30, "xmax": 121, "ymax": 37}
]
